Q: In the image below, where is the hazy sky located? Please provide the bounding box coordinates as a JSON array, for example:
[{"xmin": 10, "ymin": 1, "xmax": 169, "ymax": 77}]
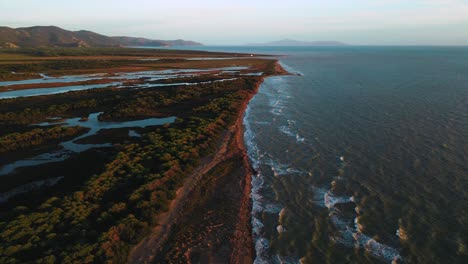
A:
[{"xmin": 1, "ymin": 0, "xmax": 468, "ymax": 45}]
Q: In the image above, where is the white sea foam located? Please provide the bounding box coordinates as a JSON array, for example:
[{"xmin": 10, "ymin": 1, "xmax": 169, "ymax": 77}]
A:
[
  {"xmin": 245, "ymin": 68, "xmax": 312, "ymax": 263},
  {"xmin": 324, "ymin": 192, "xmax": 354, "ymax": 209},
  {"xmin": 311, "ymin": 178, "xmax": 402, "ymax": 263},
  {"xmin": 251, "ymin": 174, "xmax": 265, "ymax": 213},
  {"xmin": 253, "ymin": 217, "xmax": 264, "ymax": 236},
  {"xmin": 296, "ymin": 134, "xmax": 305, "ymax": 142},
  {"xmin": 267, "ymin": 159, "xmax": 304, "ymax": 177},
  {"xmin": 279, "ymin": 125, "xmax": 295, "ymax": 137},
  {"xmin": 353, "ymin": 232, "xmax": 402, "ymax": 262},
  {"xmin": 271, "ymin": 106, "xmax": 284, "ymax": 116},
  {"xmin": 254, "ymin": 238, "xmax": 271, "ymax": 264},
  {"xmin": 246, "ymin": 60, "xmax": 402, "ymax": 263},
  {"xmin": 329, "ymin": 213, "xmax": 403, "ymax": 263},
  {"xmin": 278, "ymin": 119, "xmax": 305, "ymax": 143},
  {"xmin": 245, "ymin": 98, "xmax": 272, "ymax": 264},
  {"xmin": 311, "ymin": 186, "xmax": 353, "ymax": 209}
]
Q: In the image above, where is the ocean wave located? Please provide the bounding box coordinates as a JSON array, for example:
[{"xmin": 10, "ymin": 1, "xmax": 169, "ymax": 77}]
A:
[
  {"xmin": 245, "ymin": 96, "xmax": 273, "ymax": 264},
  {"xmin": 353, "ymin": 232, "xmax": 402, "ymax": 263},
  {"xmin": 244, "ymin": 69, "xmax": 310, "ymax": 264},
  {"xmin": 271, "ymin": 106, "xmax": 284, "ymax": 116},
  {"xmin": 252, "ymin": 216, "xmax": 264, "ymax": 236},
  {"xmin": 254, "ymin": 238, "xmax": 271, "ymax": 264},
  {"xmin": 311, "ymin": 187, "xmax": 353, "ymax": 209},
  {"xmin": 325, "ymin": 192, "xmax": 354, "ymax": 209},
  {"xmin": 245, "ymin": 60, "xmax": 403, "ymax": 263},
  {"xmin": 279, "ymin": 119, "xmax": 305, "ymax": 143},
  {"xmin": 296, "ymin": 134, "xmax": 305, "ymax": 142},
  {"xmin": 279, "ymin": 125, "xmax": 295, "ymax": 137},
  {"xmin": 251, "ymin": 174, "xmax": 265, "ymax": 213},
  {"xmin": 267, "ymin": 159, "xmax": 304, "ymax": 177},
  {"xmin": 310, "ymin": 159, "xmax": 402, "ymax": 264}
]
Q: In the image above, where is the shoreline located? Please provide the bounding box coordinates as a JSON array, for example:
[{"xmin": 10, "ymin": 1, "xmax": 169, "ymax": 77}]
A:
[
  {"xmin": 127, "ymin": 61, "xmax": 288, "ymax": 263},
  {"xmin": 127, "ymin": 78, "xmax": 262, "ymax": 264},
  {"xmin": 219, "ymin": 61, "xmax": 290, "ymax": 263}
]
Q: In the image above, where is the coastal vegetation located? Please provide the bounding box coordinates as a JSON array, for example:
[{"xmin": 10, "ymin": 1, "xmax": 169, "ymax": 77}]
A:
[
  {"xmin": 0, "ymin": 48, "xmax": 273, "ymax": 263},
  {"xmin": 0, "ymin": 126, "xmax": 88, "ymax": 153}
]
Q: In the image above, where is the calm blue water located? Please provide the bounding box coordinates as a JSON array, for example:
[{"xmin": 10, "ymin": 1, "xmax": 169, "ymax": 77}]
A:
[{"xmin": 167, "ymin": 46, "xmax": 468, "ymax": 264}]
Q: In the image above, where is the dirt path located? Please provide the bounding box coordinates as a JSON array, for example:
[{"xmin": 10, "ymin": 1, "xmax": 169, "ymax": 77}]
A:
[{"xmin": 128, "ymin": 109, "xmax": 244, "ymax": 263}]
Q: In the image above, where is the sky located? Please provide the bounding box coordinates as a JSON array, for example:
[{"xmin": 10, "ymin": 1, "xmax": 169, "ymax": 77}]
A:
[{"xmin": 1, "ymin": 0, "xmax": 468, "ymax": 45}]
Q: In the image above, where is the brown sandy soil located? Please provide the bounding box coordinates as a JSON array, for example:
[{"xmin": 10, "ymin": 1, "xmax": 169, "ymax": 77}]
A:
[
  {"xmin": 151, "ymin": 83, "xmax": 259, "ymax": 264},
  {"xmin": 127, "ymin": 101, "xmax": 254, "ymax": 263}
]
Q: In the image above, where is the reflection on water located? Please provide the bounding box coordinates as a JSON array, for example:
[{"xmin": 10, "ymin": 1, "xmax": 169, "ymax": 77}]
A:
[
  {"xmin": 0, "ymin": 73, "xmax": 105, "ymax": 86},
  {"xmin": 0, "ymin": 113, "xmax": 176, "ymax": 175},
  {"xmin": 0, "ymin": 83, "xmax": 122, "ymax": 99}
]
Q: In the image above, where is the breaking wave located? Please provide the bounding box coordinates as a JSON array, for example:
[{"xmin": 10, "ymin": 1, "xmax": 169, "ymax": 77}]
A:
[
  {"xmin": 245, "ymin": 62, "xmax": 309, "ymax": 263},
  {"xmin": 310, "ymin": 158, "xmax": 403, "ymax": 263}
]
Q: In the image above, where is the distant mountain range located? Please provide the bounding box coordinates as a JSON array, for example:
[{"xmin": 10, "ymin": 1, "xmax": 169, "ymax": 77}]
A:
[
  {"xmin": 0, "ymin": 26, "xmax": 202, "ymax": 48},
  {"xmin": 247, "ymin": 39, "xmax": 347, "ymax": 46}
]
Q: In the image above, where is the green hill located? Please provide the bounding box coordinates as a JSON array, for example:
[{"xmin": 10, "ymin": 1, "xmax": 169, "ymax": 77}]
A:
[{"xmin": 0, "ymin": 26, "xmax": 202, "ymax": 48}]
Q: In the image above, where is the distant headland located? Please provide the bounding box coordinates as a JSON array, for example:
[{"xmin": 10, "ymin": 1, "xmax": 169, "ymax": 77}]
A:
[{"xmin": 247, "ymin": 38, "xmax": 348, "ymax": 46}]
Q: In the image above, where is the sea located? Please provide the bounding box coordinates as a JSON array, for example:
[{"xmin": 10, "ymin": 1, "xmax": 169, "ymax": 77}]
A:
[{"xmin": 168, "ymin": 46, "xmax": 467, "ymax": 263}]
